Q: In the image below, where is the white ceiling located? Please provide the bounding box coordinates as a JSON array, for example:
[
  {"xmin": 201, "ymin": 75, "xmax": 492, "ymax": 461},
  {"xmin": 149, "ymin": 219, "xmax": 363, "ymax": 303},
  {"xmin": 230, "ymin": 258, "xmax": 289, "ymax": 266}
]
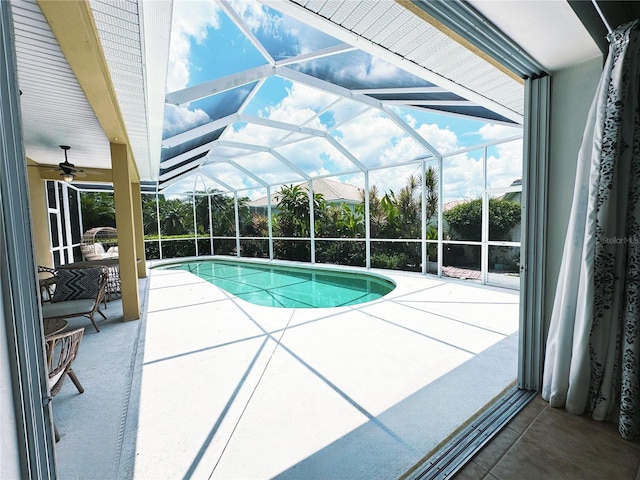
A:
[
  {"xmin": 11, "ymin": 0, "xmax": 170, "ymax": 182},
  {"xmin": 467, "ymin": 0, "xmax": 602, "ymax": 73}
]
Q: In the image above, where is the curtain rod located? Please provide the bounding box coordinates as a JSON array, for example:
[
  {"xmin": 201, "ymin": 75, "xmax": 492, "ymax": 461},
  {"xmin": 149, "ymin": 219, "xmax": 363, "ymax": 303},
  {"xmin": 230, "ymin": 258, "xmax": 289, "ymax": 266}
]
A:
[{"xmin": 591, "ymin": 0, "xmax": 613, "ymax": 34}]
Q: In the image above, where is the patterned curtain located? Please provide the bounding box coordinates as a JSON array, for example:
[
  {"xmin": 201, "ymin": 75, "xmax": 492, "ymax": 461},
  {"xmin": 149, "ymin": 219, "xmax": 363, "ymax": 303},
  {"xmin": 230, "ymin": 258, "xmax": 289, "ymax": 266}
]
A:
[{"xmin": 542, "ymin": 20, "xmax": 640, "ymax": 440}]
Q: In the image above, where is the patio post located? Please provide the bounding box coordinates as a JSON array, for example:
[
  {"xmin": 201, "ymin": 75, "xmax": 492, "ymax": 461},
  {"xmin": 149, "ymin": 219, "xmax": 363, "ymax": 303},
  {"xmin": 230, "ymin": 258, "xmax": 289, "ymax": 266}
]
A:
[{"xmin": 111, "ymin": 142, "xmax": 140, "ymax": 320}]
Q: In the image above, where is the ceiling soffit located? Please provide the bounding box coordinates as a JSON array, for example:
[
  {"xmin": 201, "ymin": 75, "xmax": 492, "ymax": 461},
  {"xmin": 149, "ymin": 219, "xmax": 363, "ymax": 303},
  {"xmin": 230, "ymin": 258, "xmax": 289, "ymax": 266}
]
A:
[
  {"xmin": 13, "ymin": 0, "xmax": 111, "ymax": 172},
  {"xmin": 12, "ymin": 0, "xmax": 169, "ymax": 183}
]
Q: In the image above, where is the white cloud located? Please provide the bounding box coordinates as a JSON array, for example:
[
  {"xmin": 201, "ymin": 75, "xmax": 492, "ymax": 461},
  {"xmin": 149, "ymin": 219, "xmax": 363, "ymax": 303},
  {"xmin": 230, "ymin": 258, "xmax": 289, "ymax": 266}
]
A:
[
  {"xmin": 167, "ymin": 0, "xmax": 221, "ymax": 93},
  {"xmin": 486, "ymin": 139, "xmax": 523, "ymax": 189},
  {"xmin": 368, "ymin": 56, "xmax": 403, "ymax": 81},
  {"xmin": 260, "ymin": 83, "xmax": 336, "ymax": 126},
  {"xmin": 415, "ymin": 123, "xmax": 459, "ymax": 154},
  {"xmin": 478, "ymin": 123, "xmax": 522, "ymax": 141},
  {"xmin": 442, "ymin": 153, "xmax": 484, "ymax": 203},
  {"xmin": 369, "ymin": 163, "xmax": 422, "ymax": 199},
  {"xmin": 228, "ymin": 0, "xmax": 272, "ymax": 33},
  {"xmin": 163, "ymin": 104, "xmax": 211, "ymax": 138}
]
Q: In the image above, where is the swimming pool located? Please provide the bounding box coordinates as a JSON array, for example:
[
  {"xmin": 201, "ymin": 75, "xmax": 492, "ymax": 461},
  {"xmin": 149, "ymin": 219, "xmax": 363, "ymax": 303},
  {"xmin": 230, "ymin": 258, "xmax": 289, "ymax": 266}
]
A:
[{"xmin": 158, "ymin": 259, "xmax": 395, "ymax": 308}]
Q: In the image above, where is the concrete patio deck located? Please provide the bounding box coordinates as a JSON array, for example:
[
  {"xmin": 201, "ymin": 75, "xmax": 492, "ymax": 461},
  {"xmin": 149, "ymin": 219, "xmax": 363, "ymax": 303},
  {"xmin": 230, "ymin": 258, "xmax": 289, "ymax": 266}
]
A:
[{"xmin": 51, "ymin": 262, "xmax": 519, "ymax": 479}]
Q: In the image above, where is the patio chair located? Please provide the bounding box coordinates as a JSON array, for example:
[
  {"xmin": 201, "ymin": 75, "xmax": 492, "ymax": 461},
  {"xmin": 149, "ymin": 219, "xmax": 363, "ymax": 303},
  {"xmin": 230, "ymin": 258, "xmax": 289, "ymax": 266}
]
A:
[
  {"xmin": 41, "ymin": 266, "xmax": 109, "ymax": 332},
  {"xmin": 45, "ymin": 328, "xmax": 85, "ymax": 442},
  {"xmin": 37, "ymin": 265, "xmax": 57, "ymax": 302}
]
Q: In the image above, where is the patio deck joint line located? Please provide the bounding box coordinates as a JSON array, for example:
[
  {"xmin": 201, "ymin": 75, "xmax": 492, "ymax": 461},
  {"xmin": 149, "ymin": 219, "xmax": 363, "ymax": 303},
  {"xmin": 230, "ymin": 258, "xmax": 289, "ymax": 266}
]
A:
[
  {"xmin": 391, "ymin": 299, "xmax": 513, "ymax": 337},
  {"xmin": 404, "ymin": 387, "xmax": 537, "ymax": 480},
  {"xmin": 184, "ymin": 337, "xmax": 272, "ymax": 480},
  {"xmin": 207, "ymin": 310, "xmax": 296, "ymax": 479}
]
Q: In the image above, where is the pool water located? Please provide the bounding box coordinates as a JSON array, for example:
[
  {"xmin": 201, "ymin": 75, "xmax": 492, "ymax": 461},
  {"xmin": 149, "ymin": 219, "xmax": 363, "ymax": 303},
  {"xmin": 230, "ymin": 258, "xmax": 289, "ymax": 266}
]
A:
[{"xmin": 161, "ymin": 260, "xmax": 395, "ymax": 308}]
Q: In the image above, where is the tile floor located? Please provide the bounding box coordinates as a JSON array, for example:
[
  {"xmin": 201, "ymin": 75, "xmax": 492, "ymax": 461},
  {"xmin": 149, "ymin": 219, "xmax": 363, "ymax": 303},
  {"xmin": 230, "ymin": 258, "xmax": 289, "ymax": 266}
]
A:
[{"xmin": 454, "ymin": 394, "xmax": 640, "ymax": 479}]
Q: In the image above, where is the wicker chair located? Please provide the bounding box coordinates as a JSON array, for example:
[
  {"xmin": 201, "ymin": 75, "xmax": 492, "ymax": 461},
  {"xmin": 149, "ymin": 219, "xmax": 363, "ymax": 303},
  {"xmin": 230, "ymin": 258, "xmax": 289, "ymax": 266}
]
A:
[
  {"xmin": 41, "ymin": 267, "xmax": 109, "ymax": 332},
  {"xmin": 45, "ymin": 328, "xmax": 85, "ymax": 442},
  {"xmin": 37, "ymin": 265, "xmax": 57, "ymax": 302}
]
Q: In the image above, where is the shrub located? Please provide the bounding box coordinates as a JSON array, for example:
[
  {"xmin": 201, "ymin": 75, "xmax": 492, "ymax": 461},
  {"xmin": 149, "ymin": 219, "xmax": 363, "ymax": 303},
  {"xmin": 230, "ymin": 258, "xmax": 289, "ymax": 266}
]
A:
[
  {"xmin": 371, "ymin": 252, "xmax": 410, "ymax": 270},
  {"xmin": 444, "ymin": 198, "xmax": 521, "ymax": 241}
]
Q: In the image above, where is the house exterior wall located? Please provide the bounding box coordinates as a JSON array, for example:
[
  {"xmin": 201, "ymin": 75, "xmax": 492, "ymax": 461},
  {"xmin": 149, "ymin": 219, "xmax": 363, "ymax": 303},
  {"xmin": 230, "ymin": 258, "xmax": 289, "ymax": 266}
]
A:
[
  {"xmin": 544, "ymin": 55, "xmax": 604, "ymax": 333},
  {"xmin": 27, "ymin": 170, "xmax": 53, "ymax": 268}
]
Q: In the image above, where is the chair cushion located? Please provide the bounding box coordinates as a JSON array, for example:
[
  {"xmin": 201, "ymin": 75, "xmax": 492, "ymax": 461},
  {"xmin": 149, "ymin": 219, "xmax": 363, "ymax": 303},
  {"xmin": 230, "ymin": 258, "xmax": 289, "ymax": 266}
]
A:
[
  {"xmin": 51, "ymin": 268, "xmax": 101, "ymax": 302},
  {"xmin": 42, "ymin": 299, "xmax": 96, "ymax": 318}
]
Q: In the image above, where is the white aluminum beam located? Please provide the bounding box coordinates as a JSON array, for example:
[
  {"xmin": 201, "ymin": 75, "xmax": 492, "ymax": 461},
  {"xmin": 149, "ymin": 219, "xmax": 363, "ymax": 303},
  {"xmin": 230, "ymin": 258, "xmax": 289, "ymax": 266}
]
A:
[
  {"xmin": 353, "ymin": 87, "xmax": 448, "ymax": 95},
  {"xmin": 226, "ymin": 158, "xmax": 270, "ymax": 187},
  {"xmin": 397, "ymin": 103, "xmax": 519, "ymax": 127},
  {"xmin": 277, "ymin": 66, "xmax": 382, "ymax": 109},
  {"xmin": 162, "ymin": 113, "xmax": 237, "ymax": 148},
  {"xmin": 324, "ymin": 135, "xmax": 367, "ymax": 172},
  {"xmin": 165, "ymin": 65, "xmax": 273, "ymax": 106},
  {"xmin": 269, "ymin": 150, "xmax": 311, "ymax": 181},
  {"xmin": 159, "ymin": 159, "xmax": 206, "ymax": 181},
  {"xmin": 382, "ymin": 104, "xmax": 442, "ymax": 159},
  {"xmin": 200, "ymin": 170, "xmax": 236, "ymax": 193},
  {"xmin": 217, "ymin": 139, "xmax": 270, "ymax": 152},
  {"xmin": 160, "ymin": 139, "xmax": 221, "ymax": 169},
  {"xmin": 236, "ymin": 113, "xmax": 325, "ymax": 137},
  {"xmin": 219, "ymin": 0, "xmax": 275, "ymax": 65},
  {"xmin": 275, "ymin": 43, "xmax": 356, "ymax": 66},
  {"xmin": 383, "ymin": 100, "xmax": 475, "ymax": 106}
]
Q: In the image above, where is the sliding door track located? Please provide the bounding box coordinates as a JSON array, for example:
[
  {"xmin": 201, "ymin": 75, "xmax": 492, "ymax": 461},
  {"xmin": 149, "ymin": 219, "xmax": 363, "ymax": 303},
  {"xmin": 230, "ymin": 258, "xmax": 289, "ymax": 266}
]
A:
[{"xmin": 404, "ymin": 387, "xmax": 537, "ymax": 480}]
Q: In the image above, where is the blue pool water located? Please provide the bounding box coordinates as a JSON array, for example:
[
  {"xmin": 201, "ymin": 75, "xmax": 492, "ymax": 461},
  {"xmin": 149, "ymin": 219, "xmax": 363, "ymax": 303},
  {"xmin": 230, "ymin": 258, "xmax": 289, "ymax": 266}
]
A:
[{"xmin": 160, "ymin": 259, "xmax": 395, "ymax": 308}]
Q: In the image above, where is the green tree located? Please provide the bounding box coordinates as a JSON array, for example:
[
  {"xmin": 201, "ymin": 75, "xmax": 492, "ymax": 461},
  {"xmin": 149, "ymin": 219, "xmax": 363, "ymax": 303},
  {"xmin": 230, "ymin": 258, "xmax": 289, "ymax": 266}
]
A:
[
  {"xmin": 209, "ymin": 193, "xmax": 247, "ymax": 237},
  {"xmin": 274, "ymin": 184, "xmax": 326, "ymax": 237},
  {"xmin": 80, "ymin": 192, "xmax": 116, "ymax": 229},
  {"xmin": 488, "ymin": 198, "xmax": 521, "ymax": 240},
  {"xmin": 396, "ymin": 174, "xmax": 420, "ymax": 239},
  {"xmin": 158, "ymin": 196, "xmax": 192, "ymax": 236},
  {"xmin": 337, "ymin": 203, "xmax": 364, "ymax": 238},
  {"xmin": 142, "ymin": 194, "xmax": 159, "ymax": 236},
  {"xmin": 444, "ymin": 198, "xmax": 521, "ymax": 241},
  {"xmin": 240, "ymin": 212, "xmax": 269, "ymax": 257},
  {"xmin": 274, "ymin": 184, "xmax": 326, "ymax": 261},
  {"xmin": 194, "ymin": 192, "xmax": 211, "ymax": 235},
  {"xmin": 421, "ymin": 165, "xmax": 439, "ymax": 221},
  {"xmin": 366, "ymin": 166, "xmax": 438, "ymax": 241},
  {"xmin": 365, "ymin": 185, "xmax": 386, "ymax": 238}
]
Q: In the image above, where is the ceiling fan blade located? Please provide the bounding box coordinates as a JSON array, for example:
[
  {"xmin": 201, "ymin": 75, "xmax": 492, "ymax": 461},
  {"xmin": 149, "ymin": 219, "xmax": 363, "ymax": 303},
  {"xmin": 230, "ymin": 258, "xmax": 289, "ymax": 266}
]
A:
[{"xmin": 79, "ymin": 168, "xmax": 104, "ymax": 175}]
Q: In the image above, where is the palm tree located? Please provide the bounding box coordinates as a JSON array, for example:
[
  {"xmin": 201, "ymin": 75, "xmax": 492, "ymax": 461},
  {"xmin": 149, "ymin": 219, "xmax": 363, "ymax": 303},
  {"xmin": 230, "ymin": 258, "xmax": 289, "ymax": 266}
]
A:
[
  {"xmin": 158, "ymin": 197, "xmax": 192, "ymax": 236},
  {"xmin": 275, "ymin": 184, "xmax": 325, "ymax": 237},
  {"xmin": 80, "ymin": 191, "xmax": 116, "ymax": 229},
  {"xmin": 397, "ymin": 174, "xmax": 420, "ymax": 239},
  {"xmin": 274, "ymin": 184, "xmax": 326, "ymax": 261},
  {"xmin": 421, "ymin": 165, "xmax": 439, "ymax": 221},
  {"xmin": 142, "ymin": 194, "xmax": 159, "ymax": 235}
]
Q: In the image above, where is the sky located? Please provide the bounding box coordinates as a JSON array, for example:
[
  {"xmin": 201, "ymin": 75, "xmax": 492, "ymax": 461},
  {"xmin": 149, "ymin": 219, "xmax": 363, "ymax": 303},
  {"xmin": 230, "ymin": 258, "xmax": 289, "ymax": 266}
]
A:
[{"xmin": 162, "ymin": 0, "xmax": 523, "ymax": 203}]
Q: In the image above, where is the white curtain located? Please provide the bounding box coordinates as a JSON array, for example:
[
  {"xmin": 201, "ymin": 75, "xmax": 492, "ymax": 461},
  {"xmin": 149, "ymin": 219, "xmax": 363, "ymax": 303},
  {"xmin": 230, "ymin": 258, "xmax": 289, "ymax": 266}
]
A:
[{"xmin": 542, "ymin": 20, "xmax": 640, "ymax": 440}]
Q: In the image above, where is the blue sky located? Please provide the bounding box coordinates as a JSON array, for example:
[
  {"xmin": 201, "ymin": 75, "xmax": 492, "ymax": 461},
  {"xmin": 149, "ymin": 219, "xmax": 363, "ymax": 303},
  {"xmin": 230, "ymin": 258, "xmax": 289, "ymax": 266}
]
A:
[{"xmin": 164, "ymin": 0, "xmax": 523, "ymax": 200}]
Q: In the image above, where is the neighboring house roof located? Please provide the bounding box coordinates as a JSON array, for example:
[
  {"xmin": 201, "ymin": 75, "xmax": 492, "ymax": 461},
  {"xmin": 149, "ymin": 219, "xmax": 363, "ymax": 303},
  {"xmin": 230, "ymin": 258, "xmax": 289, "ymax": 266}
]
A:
[{"xmin": 249, "ymin": 179, "xmax": 363, "ymax": 208}]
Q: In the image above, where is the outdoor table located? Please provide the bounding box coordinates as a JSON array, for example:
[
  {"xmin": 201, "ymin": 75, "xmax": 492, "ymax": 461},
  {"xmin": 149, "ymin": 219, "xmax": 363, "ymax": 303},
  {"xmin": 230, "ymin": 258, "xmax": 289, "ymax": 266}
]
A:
[{"xmin": 44, "ymin": 318, "xmax": 67, "ymax": 336}]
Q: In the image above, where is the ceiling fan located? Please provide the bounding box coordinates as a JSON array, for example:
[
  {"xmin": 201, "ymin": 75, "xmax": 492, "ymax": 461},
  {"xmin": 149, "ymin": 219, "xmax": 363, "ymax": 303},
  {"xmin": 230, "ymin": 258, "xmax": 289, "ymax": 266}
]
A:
[
  {"xmin": 44, "ymin": 145, "xmax": 103, "ymax": 182},
  {"xmin": 57, "ymin": 145, "xmax": 83, "ymax": 182}
]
